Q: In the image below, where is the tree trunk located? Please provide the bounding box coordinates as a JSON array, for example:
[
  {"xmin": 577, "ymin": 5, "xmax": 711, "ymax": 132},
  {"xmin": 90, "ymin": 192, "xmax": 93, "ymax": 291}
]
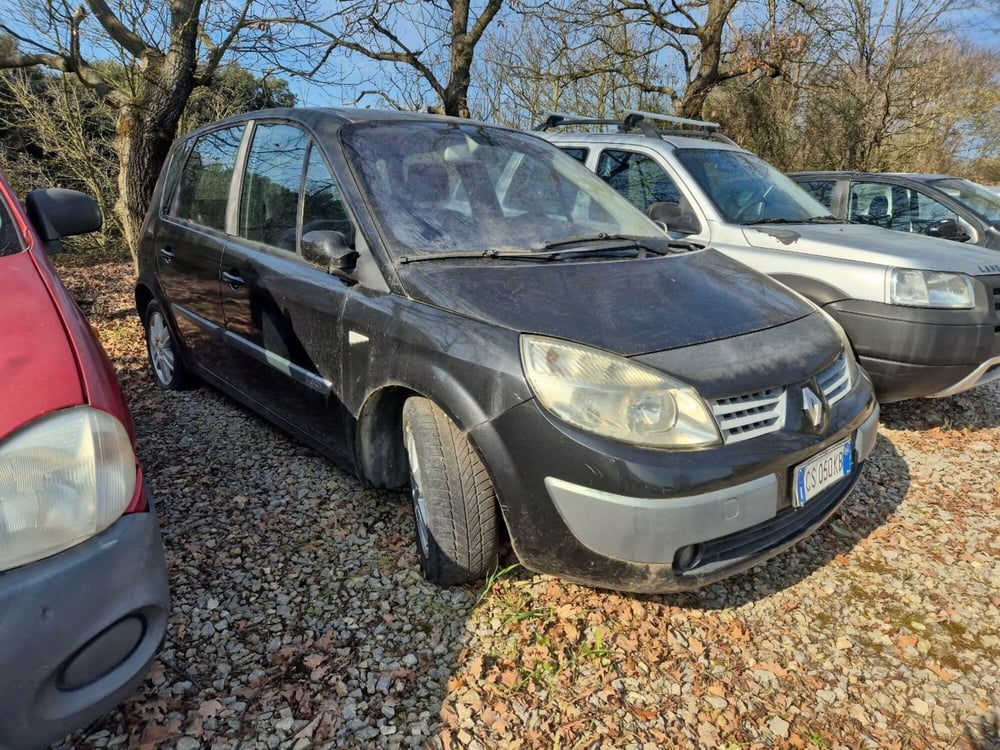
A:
[{"xmin": 114, "ymin": 46, "xmax": 197, "ymax": 265}]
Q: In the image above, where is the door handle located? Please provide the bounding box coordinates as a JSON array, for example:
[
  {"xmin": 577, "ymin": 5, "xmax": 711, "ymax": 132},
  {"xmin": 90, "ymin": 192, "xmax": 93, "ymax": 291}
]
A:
[
  {"xmin": 222, "ymin": 270, "xmax": 244, "ymax": 289},
  {"xmin": 159, "ymin": 247, "xmax": 175, "ymax": 264}
]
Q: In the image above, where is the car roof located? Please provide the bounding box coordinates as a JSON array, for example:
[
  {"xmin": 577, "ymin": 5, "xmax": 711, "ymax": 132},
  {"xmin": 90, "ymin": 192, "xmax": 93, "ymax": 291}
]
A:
[
  {"xmin": 789, "ymin": 171, "xmax": 956, "ymax": 183},
  {"xmin": 178, "ymin": 107, "xmax": 517, "ymax": 141},
  {"xmin": 541, "ymin": 130, "xmax": 748, "ymax": 152}
]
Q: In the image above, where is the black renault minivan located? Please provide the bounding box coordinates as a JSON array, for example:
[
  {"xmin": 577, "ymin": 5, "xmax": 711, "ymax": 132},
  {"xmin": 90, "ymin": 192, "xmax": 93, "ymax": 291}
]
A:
[{"xmin": 136, "ymin": 108, "xmax": 878, "ymax": 593}]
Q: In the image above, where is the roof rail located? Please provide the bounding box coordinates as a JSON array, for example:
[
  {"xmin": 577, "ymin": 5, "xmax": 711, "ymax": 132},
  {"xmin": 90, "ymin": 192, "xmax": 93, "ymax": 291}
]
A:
[
  {"xmin": 532, "ymin": 112, "xmax": 625, "ymax": 132},
  {"xmin": 622, "ymin": 110, "xmax": 737, "ymax": 145},
  {"xmin": 624, "ymin": 110, "xmax": 721, "ymax": 131}
]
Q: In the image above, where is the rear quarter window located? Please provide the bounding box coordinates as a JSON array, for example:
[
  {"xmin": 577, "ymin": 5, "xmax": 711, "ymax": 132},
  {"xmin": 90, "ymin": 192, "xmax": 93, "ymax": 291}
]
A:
[{"xmin": 797, "ymin": 180, "xmax": 835, "ymax": 208}]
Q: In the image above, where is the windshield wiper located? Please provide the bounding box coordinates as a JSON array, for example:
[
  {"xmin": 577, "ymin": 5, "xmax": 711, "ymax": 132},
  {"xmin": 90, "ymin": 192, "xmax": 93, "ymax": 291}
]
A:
[
  {"xmin": 398, "ymin": 249, "xmax": 546, "ymax": 264},
  {"xmin": 742, "ymin": 215, "xmax": 841, "ymax": 226},
  {"xmin": 398, "ymin": 234, "xmax": 672, "ymax": 264},
  {"xmin": 534, "ymin": 233, "xmax": 645, "ymax": 251}
]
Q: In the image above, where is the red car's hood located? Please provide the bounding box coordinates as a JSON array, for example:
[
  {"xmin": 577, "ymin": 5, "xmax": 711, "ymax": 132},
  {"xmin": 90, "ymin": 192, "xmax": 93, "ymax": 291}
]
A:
[{"xmin": 0, "ymin": 250, "xmax": 84, "ymax": 437}]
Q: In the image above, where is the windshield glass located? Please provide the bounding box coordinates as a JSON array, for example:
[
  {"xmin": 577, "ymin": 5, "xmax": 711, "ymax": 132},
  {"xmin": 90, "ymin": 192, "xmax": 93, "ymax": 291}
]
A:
[
  {"xmin": 676, "ymin": 148, "xmax": 832, "ymax": 224},
  {"xmin": 928, "ymin": 178, "xmax": 1000, "ymax": 226},
  {"xmin": 340, "ymin": 121, "xmax": 663, "ymax": 256}
]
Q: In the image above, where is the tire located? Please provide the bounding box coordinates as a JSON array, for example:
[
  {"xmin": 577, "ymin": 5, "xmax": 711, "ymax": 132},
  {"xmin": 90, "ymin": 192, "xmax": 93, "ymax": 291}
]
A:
[
  {"xmin": 402, "ymin": 397, "xmax": 499, "ymax": 586},
  {"xmin": 144, "ymin": 300, "xmax": 192, "ymax": 390}
]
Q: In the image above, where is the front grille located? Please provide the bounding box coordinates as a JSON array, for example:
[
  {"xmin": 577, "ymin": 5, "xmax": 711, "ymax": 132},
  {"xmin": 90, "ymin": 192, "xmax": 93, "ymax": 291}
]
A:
[
  {"xmin": 817, "ymin": 353, "xmax": 851, "ymax": 405},
  {"xmin": 710, "ymin": 387, "xmax": 787, "ymax": 444}
]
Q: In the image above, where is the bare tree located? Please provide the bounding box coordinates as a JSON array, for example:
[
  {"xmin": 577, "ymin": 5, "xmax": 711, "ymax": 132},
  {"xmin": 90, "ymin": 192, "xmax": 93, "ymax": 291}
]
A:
[
  {"xmin": 312, "ymin": 0, "xmax": 506, "ymax": 117},
  {"xmin": 0, "ymin": 0, "xmax": 329, "ymax": 259},
  {"xmin": 797, "ymin": 0, "xmax": 983, "ymax": 171},
  {"xmin": 478, "ymin": 9, "xmax": 667, "ymax": 125},
  {"xmin": 0, "ymin": 61, "xmax": 121, "ymax": 248}
]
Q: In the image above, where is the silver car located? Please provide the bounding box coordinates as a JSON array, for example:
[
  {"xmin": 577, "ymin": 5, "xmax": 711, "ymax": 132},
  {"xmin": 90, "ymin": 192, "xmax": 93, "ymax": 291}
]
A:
[{"xmin": 539, "ymin": 112, "xmax": 1000, "ymax": 403}]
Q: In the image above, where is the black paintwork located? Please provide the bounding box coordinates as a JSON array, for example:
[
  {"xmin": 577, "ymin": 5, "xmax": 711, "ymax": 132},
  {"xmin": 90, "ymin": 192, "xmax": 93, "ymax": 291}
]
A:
[
  {"xmin": 135, "ymin": 107, "xmax": 875, "ymax": 592},
  {"xmin": 398, "ymin": 249, "xmax": 813, "ymax": 356}
]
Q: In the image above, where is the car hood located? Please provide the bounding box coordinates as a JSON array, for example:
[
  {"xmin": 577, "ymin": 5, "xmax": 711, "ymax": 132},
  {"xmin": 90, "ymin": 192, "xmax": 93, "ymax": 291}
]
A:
[
  {"xmin": 0, "ymin": 251, "xmax": 84, "ymax": 436},
  {"xmin": 741, "ymin": 223, "xmax": 1000, "ymax": 274},
  {"xmin": 398, "ymin": 248, "xmax": 815, "ymax": 357}
]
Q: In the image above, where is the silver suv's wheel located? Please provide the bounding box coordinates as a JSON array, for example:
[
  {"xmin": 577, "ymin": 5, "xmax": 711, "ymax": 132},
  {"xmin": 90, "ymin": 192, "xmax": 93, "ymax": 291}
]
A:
[
  {"xmin": 402, "ymin": 397, "xmax": 499, "ymax": 585},
  {"xmin": 144, "ymin": 301, "xmax": 191, "ymax": 390}
]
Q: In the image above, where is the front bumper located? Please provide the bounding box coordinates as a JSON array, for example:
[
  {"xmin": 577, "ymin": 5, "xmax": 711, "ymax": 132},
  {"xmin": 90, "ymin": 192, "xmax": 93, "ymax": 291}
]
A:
[
  {"xmin": 826, "ymin": 283, "xmax": 1000, "ymax": 402},
  {"xmin": 0, "ymin": 498, "xmax": 170, "ymax": 750},
  {"xmin": 471, "ymin": 377, "xmax": 878, "ymax": 594}
]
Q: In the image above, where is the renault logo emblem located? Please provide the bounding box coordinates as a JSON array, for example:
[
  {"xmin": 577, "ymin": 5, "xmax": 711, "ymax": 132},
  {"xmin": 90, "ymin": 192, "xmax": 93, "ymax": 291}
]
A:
[{"xmin": 802, "ymin": 387, "xmax": 824, "ymax": 428}]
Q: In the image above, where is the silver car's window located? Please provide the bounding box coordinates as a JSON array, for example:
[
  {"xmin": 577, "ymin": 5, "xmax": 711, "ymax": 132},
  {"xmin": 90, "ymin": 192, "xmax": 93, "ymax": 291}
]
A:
[
  {"xmin": 340, "ymin": 122, "xmax": 662, "ymax": 255},
  {"xmin": 929, "ymin": 178, "xmax": 1000, "ymax": 225},
  {"xmin": 676, "ymin": 149, "xmax": 830, "ymax": 224},
  {"xmin": 596, "ymin": 150, "xmax": 681, "ymax": 210}
]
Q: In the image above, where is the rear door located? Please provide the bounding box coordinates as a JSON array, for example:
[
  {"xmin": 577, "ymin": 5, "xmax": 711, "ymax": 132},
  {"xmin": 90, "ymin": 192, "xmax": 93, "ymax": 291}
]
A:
[
  {"xmin": 219, "ymin": 121, "xmax": 357, "ymax": 460},
  {"xmin": 155, "ymin": 126, "xmax": 245, "ymax": 375}
]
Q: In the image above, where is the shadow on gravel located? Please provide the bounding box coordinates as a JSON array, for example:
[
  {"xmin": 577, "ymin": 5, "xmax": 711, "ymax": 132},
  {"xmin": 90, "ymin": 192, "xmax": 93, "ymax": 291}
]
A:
[
  {"xmin": 643, "ymin": 431, "xmax": 912, "ymax": 611},
  {"xmin": 879, "ymin": 381, "xmax": 1000, "ymax": 431}
]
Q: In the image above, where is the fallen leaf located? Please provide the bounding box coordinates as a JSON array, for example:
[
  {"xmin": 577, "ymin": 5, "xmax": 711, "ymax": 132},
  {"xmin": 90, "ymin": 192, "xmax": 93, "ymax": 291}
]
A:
[{"xmin": 198, "ymin": 699, "xmax": 223, "ymax": 718}]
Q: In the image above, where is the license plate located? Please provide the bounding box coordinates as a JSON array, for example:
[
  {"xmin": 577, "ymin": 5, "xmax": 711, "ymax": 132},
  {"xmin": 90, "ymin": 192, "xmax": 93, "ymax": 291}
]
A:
[{"xmin": 794, "ymin": 439, "xmax": 853, "ymax": 507}]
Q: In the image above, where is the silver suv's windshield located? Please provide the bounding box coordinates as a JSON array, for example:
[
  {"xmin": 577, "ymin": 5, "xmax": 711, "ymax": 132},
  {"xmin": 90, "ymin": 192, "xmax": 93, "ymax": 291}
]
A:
[
  {"xmin": 341, "ymin": 122, "xmax": 665, "ymax": 256},
  {"xmin": 928, "ymin": 178, "xmax": 1000, "ymax": 226},
  {"xmin": 676, "ymin": 148, "xmax": 834, "ymax": 225}
]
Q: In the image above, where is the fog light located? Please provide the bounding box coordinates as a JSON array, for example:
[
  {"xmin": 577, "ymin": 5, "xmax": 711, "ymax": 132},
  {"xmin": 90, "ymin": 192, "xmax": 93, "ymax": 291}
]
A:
[{"xmin": 674, "ymin": 544, "xmax": 702, "ymax": 571}]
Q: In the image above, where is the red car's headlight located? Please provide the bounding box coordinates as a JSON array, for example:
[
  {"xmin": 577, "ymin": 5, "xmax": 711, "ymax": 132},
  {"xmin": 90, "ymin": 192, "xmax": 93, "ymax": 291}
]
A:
[{"xmin": 0, "ymin": 406, "xmax": 137, "ymax": 571}]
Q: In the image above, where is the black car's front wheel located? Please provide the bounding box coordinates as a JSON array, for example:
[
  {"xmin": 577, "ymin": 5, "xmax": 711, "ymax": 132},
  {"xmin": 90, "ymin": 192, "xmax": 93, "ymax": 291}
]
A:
[
  {"xmin": 402, "ymin": 397, "xmax": 499, "ymax": 586},
  {"xmin": 144, "ymin": 300, "xmax": 191, "ymax": 390}
]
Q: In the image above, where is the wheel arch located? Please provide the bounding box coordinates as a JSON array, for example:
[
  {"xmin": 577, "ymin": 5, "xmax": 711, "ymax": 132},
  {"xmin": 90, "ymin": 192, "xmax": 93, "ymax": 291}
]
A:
[
  {"xmin": 135, "ymin": 282, "xmax": 155, "ymax": 323},
  {"xmin": 355, "ymin": 385, "xmax": 415, "ymax": 489},
  {"xmin": 770, "ymin": 274, "xmax": 849, "ymax": 306}
]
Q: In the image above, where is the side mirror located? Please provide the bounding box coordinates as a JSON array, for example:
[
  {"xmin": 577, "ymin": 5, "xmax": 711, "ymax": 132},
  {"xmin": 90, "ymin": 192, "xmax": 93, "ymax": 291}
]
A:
[
  {"xmin": 24, "ymin": 188, "xmax": 102, "ymax": 254},
  {"xmin": 646, "ymin": 201, "xmax": 701, "ymax": 235},
  {"xmin": 301, "ymin": 230, "xmax": 359, "ymax": 273},
  {"xmin": 926, "ymin": 218, "xmax": 969, "ymax": 242}
]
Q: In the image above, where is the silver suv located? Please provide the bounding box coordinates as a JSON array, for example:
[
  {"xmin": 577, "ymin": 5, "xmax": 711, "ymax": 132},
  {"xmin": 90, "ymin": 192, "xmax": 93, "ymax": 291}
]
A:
[{"xmin": 538, "ymin": 112, "xmax": 1000, "ymax": 403}]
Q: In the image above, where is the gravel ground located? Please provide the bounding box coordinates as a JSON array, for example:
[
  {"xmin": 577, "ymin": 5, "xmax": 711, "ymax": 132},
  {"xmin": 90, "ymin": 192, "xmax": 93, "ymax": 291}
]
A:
[{"xmin": 53, "ymin": 261, "xmax": 999, "ymax": 750}]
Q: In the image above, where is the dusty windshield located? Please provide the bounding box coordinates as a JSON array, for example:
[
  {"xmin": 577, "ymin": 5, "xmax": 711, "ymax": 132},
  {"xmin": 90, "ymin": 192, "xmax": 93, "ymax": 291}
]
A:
[
  {"xmin": 341, "ymin": 121, "xmax": 664, "ymax": 256},
  {"xmin": 676, "ymin": 149, "xmax": 833, "ymax": 225},
  {"xmin": 929, "ymin": 178, "xmax": 1000, "ymax": 226}
]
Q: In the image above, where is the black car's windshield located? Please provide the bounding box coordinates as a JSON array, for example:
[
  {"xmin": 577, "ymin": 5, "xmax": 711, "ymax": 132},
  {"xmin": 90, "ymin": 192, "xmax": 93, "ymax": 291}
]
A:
[
  {"xmin": 928, "ymin": 178, "xmax": 1000, "ymax": 226},
  {"xmin": 340, "ymin": 122, "xmax": 664, "ymax": 257},
  {"xmin": 676, "ymin": 148, "xmax": 834, "ymax": 225}
]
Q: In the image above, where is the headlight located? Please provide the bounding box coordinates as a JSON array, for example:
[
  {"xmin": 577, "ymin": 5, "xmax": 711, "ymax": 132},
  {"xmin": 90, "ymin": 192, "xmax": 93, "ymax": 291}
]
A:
[
  {"xmin": 888, "ymin": 269, "xmax": 975, "ymax": 309},
  {"xmin": 520, "ymin": 335, "xmax": 721, "ymax": 448},
  {"xmin": 0, "ymin": 406, "xmax": 137, "ymax": 571}
]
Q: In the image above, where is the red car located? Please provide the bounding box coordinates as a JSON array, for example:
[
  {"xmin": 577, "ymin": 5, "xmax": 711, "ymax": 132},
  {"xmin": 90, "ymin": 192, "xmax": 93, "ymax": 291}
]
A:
[{"xmin": 0, "ymin": 174, "xmax": 169, "ymax": 748}]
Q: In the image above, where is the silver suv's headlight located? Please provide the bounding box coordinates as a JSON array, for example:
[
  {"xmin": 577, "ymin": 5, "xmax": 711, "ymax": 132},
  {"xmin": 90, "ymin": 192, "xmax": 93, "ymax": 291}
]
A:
[
  {"xmin": 520, "ymin": 335, "xmax": 721, "ymax": 448},
  {"xmin": 888, "ymin": 269, "xmax": 975, "ymax": 309},
  {"xmin": 0, "ymin": 406, "xmax": 137, "ymax": 571}
]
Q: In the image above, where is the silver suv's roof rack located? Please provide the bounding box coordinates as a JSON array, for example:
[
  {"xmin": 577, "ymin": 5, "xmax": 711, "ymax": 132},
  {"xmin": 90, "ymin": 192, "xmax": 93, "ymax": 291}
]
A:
[
  {"xmin": 533, "ymin": 110, "xmax": 736, "ymax": 144},
  {"xmin": 623, "ymin": 110, "xmax": 736, "ymax": 144},
  {"xmin": 533, "ymin": 112, "xmax": 624, "ymax": 132}
]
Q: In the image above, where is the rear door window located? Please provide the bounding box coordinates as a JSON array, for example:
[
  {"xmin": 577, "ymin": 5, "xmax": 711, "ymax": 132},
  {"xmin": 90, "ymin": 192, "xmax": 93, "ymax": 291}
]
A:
[
  {"xmin": 169, "ymin": 127, "xmax": 244, "ymax": 231},
  {"xmin": 596, "ymin": 150, "xmax": 680, "ymax": 211}
]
